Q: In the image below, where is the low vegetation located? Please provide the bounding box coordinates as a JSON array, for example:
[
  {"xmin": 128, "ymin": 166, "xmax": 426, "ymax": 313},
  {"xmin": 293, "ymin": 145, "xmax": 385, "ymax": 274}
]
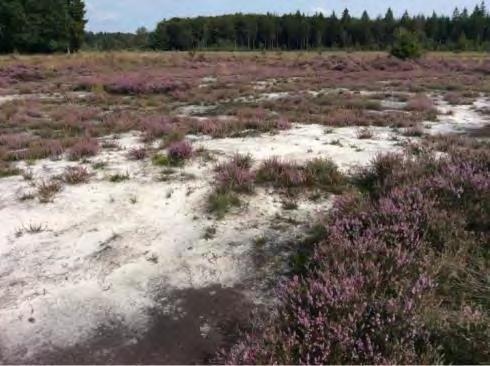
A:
[{"xmin": 222, "ymin": 138, "xmax": 489, "ymax": 364}]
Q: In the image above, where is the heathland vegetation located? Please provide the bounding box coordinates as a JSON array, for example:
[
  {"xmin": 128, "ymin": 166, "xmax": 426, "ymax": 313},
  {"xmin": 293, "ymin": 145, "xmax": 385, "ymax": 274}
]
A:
[{"xmin": 0, "ymin": 1, "xmax": 489, "ymax": 365}]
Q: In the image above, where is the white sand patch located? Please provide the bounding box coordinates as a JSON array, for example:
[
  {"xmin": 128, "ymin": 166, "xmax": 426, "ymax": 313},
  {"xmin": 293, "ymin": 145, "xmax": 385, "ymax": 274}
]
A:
[
  {"xmin": 429, "ymin": 97, "xmax": 490, "ymax": 134},
  {"xmin": 193, "ymin": 124, "xmax": 403, "ymax": 171},
  {"xmin": 0, "ymin": 92, "xmax": 89, "ymax": 106},
  {"xmin": 0, "ymin": 130, "xmax": 340, "ymax": 362},
  {"xmin": 177, "ymin": 104, "xmax": 217, "ymax": 116},
  {"xmin": 0, "ymin": 94, "xmax": 21, "ymax": 105}
]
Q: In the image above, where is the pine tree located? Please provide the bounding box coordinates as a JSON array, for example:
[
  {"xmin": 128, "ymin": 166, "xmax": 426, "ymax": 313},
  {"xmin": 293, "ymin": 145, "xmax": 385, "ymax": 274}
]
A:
[
  {"xmin": 67, "ymin": 0, "xmax": 86, "ymax": 52},
  {"xmin": 0, "ymin": 0, "xmax": 26, "ymax": 52}
]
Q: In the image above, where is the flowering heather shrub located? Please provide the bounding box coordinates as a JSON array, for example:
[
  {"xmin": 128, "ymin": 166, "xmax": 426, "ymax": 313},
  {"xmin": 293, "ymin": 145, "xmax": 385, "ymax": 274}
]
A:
[
  {"xmin": 68, "ymin": 138, "xmax": 100, "ymax": 160},
  {"xmin": 128, "ymin": 147, "xmax": 147, "ymax": 161},
  {"xmin": 0, "ymin": 133, "xmax": 32, "ymax": 150},
  {"xmin": 6, "ymin": 139, "xmax": 64, "ymax": 161},
  {"xmin": 356, "ymin": 127, "xmax": 374, "ymax": 139},
  {"xmin": 276, "ymin": 116, "xmax": 292, "ymax": 130},
  {"xmin": 215, "ymin": 154, "xmax": 255, "ymax": 193},
  {"xmin": 26, "ymin": 139, "xmax": 64, "ymax": 160},
  {"xmin": 224, "ymin": 187, "xmax": 437, "ymax": 364},
  {"xmin": 167, "ymin": 140, "xmax": 193, "ymax": 161},
  {"xmin": 256, "ymin": 158, "xmax": 306, "ymax": 188},
  {"xmin": 405, "ymin": 94, "xmax": 436, "ymax": 113},
  {"xmin": 103, "ymin": 74, "xmax": 189, "ymax": 95},
  {"xmin": 223, "ymin": 139, "xmax": 489, "ymax": 364},
  {"xmin": 193, "ymin": 118, "xmax": 227, "ymax": 137},
  {"xmin": 140, "ymin": 116, "xmax": 173, "ymax": 141},
  {"xmin": 402, "ymin": 124, "xmax": 425, "ymax": 137},
  {"xmin": 0, "ymin": 64, "xmax": 44, "ymax": 83}
]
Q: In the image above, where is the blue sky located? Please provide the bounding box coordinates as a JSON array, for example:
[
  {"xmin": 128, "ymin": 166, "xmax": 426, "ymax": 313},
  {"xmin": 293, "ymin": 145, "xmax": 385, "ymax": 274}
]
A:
[{"xmin": 85, "ymin": 0, "xmax": 483, "ymax": 33}]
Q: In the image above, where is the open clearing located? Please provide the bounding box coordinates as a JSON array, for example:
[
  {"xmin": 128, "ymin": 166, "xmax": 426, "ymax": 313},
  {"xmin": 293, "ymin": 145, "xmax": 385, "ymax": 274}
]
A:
[{"xmin": 0, "ymin": 52, "xmax": 489, "ymax": 364}]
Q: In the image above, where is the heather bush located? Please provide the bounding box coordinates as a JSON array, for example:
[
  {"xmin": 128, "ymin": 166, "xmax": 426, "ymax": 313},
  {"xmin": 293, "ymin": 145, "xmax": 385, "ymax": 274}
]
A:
[
  {"xmin": 276, "ymin": 116, "xmax": 292, "ymax": 130},
  {"xmin": 37, "ymin": 180, "xmax": 63, "ymax": 203},
  {"xmin": 256, "ymin": 157, "xmax": 345, "ymax": 193},
  {"xmin": 5, "ymin": 139, "xmax": 64, "ymax": 161},
  {"xmin": 256, "ymin": 158, "xmax": 306, "ymax": 188},
  {"xmin": 62, "ymin": 166, "xmax": 91, "ymax": 185},
  {"xmin": 223, "ymin": 139, "xmax": 489, "ymax": 364},
  {"xmin": 215, "ymin": 154, "xmax": 255, "ymax": 193},
  {"xmin": 128, "ymin": 147, "xmax": 147, "ymax": 161},
  {"xmin": 402, "ymin": 124, "xmax": 425, "ymax": 137},
  {"xmin": 140, "ymin": 116, "xmax": 172, "ymax": 141},
  {"xmin": 0, "ymin": 133, "xmax": 32, "ymax": 150},
  {"xmin": 405, "ymin": 94, "xmax": 436, "ymax": 113},
  {"xmin": 68, "ymin": 138, "xmax": 99, "ymax": 160},
  {"xmin": 356, "ymin": 127, "xmax": 374, "ymax": 139},
  {"xmin": 102, "ymin": 74, "xmax": 190, "ymax": 95},
  {"xmin": 167, "ymin": 140, "xmax": 193, "ymax": 161}
]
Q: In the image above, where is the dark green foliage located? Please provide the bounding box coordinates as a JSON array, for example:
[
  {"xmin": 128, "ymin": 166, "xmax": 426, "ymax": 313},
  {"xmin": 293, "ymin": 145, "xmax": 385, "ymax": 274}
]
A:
[
  {"xmin": 145, "ymin": 3, "xmax": 490, "ymax": 52},
  {"xmin": 85, "ymin": 27, "xmax": 150, "ymax": 51},
  {"xmin": 67, "ymin": 0, "xmax": 87, "ymax": 52},
  {"xmin": 0, "ymin": 0, "xmax": 86, "ymax": 53},
  {"xmin": 390, "ymin": 28, "xmax": 422, "ymax": 59},
  {"xmin": 0, "ymin": 0, "xmax": 26, "ymax": 53}
]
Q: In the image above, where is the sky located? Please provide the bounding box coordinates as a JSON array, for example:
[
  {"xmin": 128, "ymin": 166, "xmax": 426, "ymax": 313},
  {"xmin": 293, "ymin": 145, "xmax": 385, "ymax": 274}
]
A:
[{"xmin": 85, "ymin": 0, "xmax": 483, "ymax": 33}]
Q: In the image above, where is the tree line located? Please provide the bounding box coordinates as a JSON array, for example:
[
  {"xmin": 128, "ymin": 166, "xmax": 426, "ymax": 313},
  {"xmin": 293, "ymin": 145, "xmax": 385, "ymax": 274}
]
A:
[
  {"xmin": 3, "ymin": 0, "xmax": 490, "ymax": 53},
  {"xmin": 0, "ymin": 0, "xmax": 86, "ymax": 53},
  {"xmin": 148, "ymin": 2, "xmax": 490, "ymax": 51}
]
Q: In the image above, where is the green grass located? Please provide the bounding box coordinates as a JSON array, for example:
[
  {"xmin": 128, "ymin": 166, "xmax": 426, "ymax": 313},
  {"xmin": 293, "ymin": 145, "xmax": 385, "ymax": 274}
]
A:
[
  {"xmin": 208, "ymin": 191, "xmax": 241, "ymax": 219},
  {"xmin": 108, "ymin": 172, "xmax": 130, "ymax": 182},
  {"xmin": 152, "ymin": 153, "xmax": 183, "ymax": 167}
]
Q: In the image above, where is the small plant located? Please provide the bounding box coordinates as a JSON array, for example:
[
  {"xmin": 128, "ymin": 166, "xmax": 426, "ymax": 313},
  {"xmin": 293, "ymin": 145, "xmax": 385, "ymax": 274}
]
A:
[
  {"xmin": 128, "ymin": 147, "xmax": 147, "ymax": 160},
  {"xmin": 403, "ymin": 124, "xmax": 425, "ymax": 137},
  {"xmin": 21, "ymin": 169, "xmax": 34, "ymax": 181},
  {"xmin": 208, "ymin": 191, "xmax": 241, "ymax": 219},
  {"xmin": 277, "ymin": 116, "xmax": 292, "ymax": 130},
  {"xmin": 62, "ymin": 166, "xmax": 91, "ymax": 184},
  {"xmin": 167, "ymin": 140, "xmax": 193, "ymax": 161},
  {"xmin": 37, "ymin": 180, "xmax": 62, "ymax": 203},
  {"xmin": 256, "ymin": 158, "xmax": 306, "ymax": 188},
  {"xmin": 23, "ymin": 223, "xmax": 47, "ymax": 234},
  {"xmin": 215, "ymin": 154, "xmax": 255, "ymax": 193},
  {"xmin": 405, "ymin": 94, "xmax": 436, "ymax": 113},
  {"xmin": 18, "ymin": 191, "xmax": 35, "ymax": 201},
  {"xmin": 108, "ymin": 171, "xmax": 130, "ymax": 182},
  {"xmin": 68, "ymin": 138, "xmax": 100, "ymax": 161},
  {"xmin": 305, "ymin": 158, "xmax": 346, "ymax": 193},
  {"xmin": 203, "ymin": 226, "xmax": 217, "ymax": 240},
  {"xmin": 152, "ymin": 153, "xmax": 171, "ymax": 166},
  {"xmin": 356, "ymin": 127, "xmax": 374, "ymax": 139},
  {"xmin": 92, "ymin": 161, "xmax": 107, "ymax": 170},
  {"xmin": 282, "ymin": 198, "xmax": 298, "ymax": 210}
]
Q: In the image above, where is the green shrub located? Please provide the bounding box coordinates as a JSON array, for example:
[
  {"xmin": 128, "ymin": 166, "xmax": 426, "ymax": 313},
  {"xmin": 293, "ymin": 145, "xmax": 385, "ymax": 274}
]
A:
[{"xmin": 391, "ymin": 28, "xmax": 422, "ymax": 60}]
